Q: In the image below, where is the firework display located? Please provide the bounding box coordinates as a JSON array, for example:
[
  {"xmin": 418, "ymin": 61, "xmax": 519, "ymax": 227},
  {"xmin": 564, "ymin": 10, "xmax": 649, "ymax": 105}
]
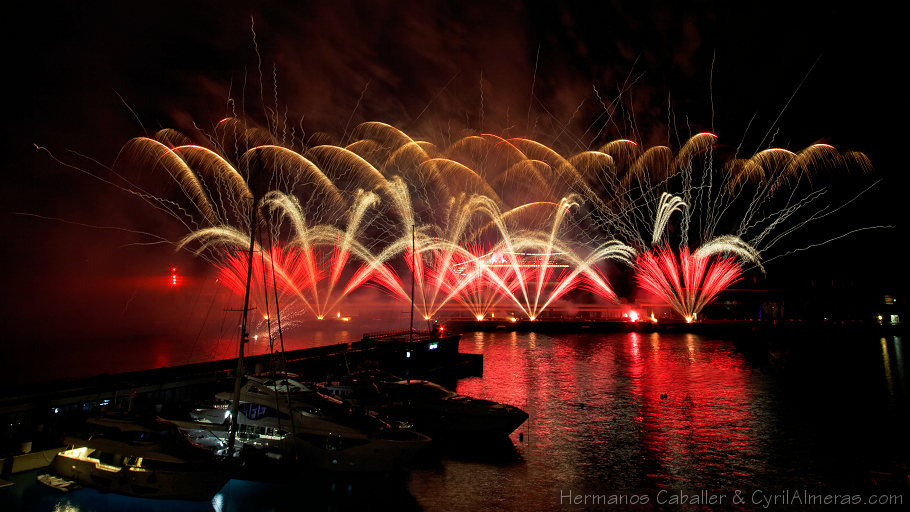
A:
[{"xmin": 111, "ymin": 119, "xmax": 873, "ymax": 326}]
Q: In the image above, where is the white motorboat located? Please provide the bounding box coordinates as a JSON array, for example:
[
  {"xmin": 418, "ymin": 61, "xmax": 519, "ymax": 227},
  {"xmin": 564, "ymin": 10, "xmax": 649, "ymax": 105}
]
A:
[{"xmin": 190, "ymin": 375, "xmax": 430, "ymax": 473}]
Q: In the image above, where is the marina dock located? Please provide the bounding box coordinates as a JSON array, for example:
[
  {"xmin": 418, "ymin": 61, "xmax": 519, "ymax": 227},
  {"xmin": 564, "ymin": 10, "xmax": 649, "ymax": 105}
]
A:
[{"xmin": 0, "ymin": 330, "xmax": 481, "ymax": 474}]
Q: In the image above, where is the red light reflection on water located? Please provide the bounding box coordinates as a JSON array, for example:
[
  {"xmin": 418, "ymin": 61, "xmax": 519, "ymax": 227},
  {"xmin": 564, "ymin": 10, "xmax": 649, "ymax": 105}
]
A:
[
  {"xmin": 625, "ymin": 332, "xmax": 757, "ymax": 487},
  {"xmin": 456, "ymin": 331, "xmax": 760, "ymax": 490}
]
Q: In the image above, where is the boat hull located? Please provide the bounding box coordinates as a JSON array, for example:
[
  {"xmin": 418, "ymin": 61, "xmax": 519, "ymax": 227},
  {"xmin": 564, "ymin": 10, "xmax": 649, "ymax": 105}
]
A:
[
  {"xmin": 237, "ymin": 433, "xmax": 429, "ymax": 473},
  {"xmin": 383, "ymin": 403, "xmax": 528, "ymax": 438},
  {"xmin": 49, "ymin": 448, "xmax": 227, "ymax": 501}
]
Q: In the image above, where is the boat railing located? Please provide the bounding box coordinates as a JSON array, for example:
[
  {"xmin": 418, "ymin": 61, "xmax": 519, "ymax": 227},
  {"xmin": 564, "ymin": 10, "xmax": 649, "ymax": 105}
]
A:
[{"xmin": 360, "ymin": 329, "xmax": 435, "ymax": 341}]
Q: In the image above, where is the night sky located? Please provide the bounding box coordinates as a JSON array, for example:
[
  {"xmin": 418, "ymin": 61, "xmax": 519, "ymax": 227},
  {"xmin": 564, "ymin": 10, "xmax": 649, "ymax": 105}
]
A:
[{"xmin": 2, "ymin": 1, "xmax": 906, "ymax": 384}]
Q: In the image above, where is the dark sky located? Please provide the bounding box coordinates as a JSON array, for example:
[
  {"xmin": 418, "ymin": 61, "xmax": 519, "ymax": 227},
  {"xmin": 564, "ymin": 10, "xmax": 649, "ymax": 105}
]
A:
[{"xmin": 2, "ymin": 1, "xmax": 906, "ymax": 382}]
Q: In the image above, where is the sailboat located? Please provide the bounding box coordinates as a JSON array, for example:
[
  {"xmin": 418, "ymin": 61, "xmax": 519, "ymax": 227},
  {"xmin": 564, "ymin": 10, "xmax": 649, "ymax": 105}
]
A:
[{"xmin": 193, "ymin": 152, "xmax": 430, "ymax": 473}]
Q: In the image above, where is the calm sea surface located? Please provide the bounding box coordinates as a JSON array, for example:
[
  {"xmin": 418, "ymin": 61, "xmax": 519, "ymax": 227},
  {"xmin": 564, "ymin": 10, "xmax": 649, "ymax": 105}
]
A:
[{"xmin": 4, "ymin": 330, "xmax": 907, "ymax": 511}]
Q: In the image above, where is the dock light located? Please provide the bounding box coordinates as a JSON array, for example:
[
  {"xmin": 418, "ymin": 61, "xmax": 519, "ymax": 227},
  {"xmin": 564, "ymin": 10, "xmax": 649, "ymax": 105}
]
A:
[
  {"xmin": 628, "ymin": 311, "xmax": 639, "ymax": 322},
  {"xmin": 476, "ymin": 314, "xmax": 484, "ymax": 321},
  {"xmin": 529, "ymin": 316, "xmax": 536, "ymax": 321},
  {"xmin": 650, "ymin": 313, "xmax": 658, "ymax": 323},
  {"xmin": 406, "ymin": 351, "xmax": 411, "ymax": 359}
]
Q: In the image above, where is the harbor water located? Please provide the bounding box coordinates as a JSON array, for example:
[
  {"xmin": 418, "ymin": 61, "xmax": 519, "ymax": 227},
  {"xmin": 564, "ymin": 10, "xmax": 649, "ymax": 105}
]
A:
[{"xmin": 3, "ymin": 330, "xmax": 907, "ymax": 510}]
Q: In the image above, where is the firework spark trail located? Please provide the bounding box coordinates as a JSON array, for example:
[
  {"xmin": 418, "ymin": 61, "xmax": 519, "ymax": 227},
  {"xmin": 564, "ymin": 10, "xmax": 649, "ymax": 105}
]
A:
[
  {"xmin": 636, "ymin": 246, "xmax": 743, "ymax": 321},
  {"xmin": 217, "ymin": 243, "xmax": 318, "ymax": 323},
  {"xmin": 756, "ymin": 180, "xmax": 883, "ymax": 259},
  {"xmin": 81, "ymin": 116, "xmax": 877, "ymax": 325},
  {"xmin": 12, "ymin": 212, "xmax": 173, "ymax": 247},
  {"xmin": 652, "ymin": 193, "xmax": 687, "ymax": 246},
  {"xmin": 564, "ymin": 129, "xmax": 874, "ymax": 318},
  {"xmin": 450, "ymin": 245, "xmax": 522, "ymax": 319},
  {"xmin": 472, "ymin": 229, "xmax": 634, "ymax": 320},
  {"xmin": 417, "ymin": 244, "xmax": 497, "ymax": 319}
]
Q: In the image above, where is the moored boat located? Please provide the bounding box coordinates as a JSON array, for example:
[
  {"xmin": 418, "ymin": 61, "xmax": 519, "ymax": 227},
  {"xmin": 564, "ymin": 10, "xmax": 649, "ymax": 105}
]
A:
[
  {"xmin": 47, "ymin": 413, "xmax": 229, "ymax": 500},
  {"xmin": 321, "ymin": 373, "xmax": 528, "ymax": 439},
  {"xmin": 188, "ymin": 375, "xmax": 430, "ymax": 473},
  {"xmin": 36, "ymin": 473, "xmax": 79, "ymax": 492}
]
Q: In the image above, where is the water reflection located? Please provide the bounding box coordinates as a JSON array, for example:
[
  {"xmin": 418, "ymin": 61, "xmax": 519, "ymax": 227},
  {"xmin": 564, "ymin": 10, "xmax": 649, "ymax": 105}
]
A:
[
  {"xmin": 894, "ymin": 337, "xmax": 906, "ymax": 396},
  {"xmin": 882, "ymin": 337, "xmax": 895, "ymax": 400},
  {"xmin": 438, "ymin": 331, "xmax": 909, "ymax": 510},
  {"xmin": 6, "ymin": 331, "xmax": 906, "ymax": 511},
  {"xmin": 443, "ymin": 331, "xmax": 771, "ymax": 508},
  {"xmin": 630, "ymin": 333, "xmax": 758, "ymax": 489},
  {"xmin": 881, "ymin": 336, "xmax": 907, "ymax": 403},
  {"xmin": 53, "ymin": 501, "xmax": 79, "ymax": 512}
]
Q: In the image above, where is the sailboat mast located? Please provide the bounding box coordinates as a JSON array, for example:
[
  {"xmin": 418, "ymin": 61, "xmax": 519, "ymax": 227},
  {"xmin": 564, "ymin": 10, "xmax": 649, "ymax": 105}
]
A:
[
  {"xmin": 408, "ymin": 224, "xmax": 415, "ymax": 384},
  {"xmin": 227, "ymin": 148, "xmax": 262, "ymax": 457},
  {"xmin": 409, "ymin": 223, "xmax": 415, "ymax": 340}
]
